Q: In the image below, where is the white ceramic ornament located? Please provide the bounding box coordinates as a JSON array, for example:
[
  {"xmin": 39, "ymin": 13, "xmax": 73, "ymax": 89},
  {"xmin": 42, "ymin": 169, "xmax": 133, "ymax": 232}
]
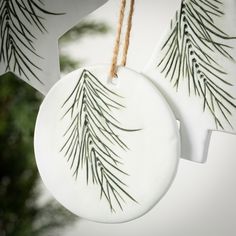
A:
[
  {"xmin": 34, "ymin": 65, "xmax": 180, "ymax": 223},
  {"xmin": 0, "ymin": 0, "xmax": 108, "ymax": 95},
  {"xmin": 144, "ymin": 0, "xmax": 236, "ymax": 163}
]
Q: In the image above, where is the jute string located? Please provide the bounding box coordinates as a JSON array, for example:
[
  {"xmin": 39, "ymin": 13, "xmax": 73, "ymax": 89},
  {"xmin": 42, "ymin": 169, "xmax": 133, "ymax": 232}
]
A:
[{"xmin": 109, "ymin": 0, "xmax": 135, "ymax": 79}]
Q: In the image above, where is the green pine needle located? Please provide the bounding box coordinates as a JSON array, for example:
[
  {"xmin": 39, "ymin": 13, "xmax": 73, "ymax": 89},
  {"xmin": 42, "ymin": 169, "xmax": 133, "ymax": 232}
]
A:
[
  {"xmin": 158, "ymin": 0, "xmax": 236, "ymax": 129},
  {"xmin": 60, "ymin": 69, "xmax": 139, "ymax": 212},
  {"xmin": 0, "ymin": 0, "xmax": 63, "ymax": 83}
]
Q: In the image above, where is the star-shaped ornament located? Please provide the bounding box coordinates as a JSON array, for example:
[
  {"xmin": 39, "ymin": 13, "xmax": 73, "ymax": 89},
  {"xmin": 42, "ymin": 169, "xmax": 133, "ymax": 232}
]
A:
[
  {"xmin": 143, "ymin": 0, "xmax": 236, "ymax": 163},
  {"xmin": 0, "ymin": 0, "xmax": 108, "ymax": 95}
]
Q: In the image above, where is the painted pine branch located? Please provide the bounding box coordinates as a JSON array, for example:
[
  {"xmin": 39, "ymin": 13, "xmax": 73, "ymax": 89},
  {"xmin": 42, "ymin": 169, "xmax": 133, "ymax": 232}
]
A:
[
  {"xmin": 61, "ymin": 69, "xmax": 139, "ymax": 212},
  {"xmin": 158, "ymin": 0, "xmax": 236, "ymax": 129},
  {"xmin": 0, "ymin": 0, "xmax": 63, "ymax": 83}
]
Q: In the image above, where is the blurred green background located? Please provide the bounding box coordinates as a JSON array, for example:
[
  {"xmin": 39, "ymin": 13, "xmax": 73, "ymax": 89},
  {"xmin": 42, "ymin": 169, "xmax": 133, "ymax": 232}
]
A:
[{"xmin": 0, "ymin": 20, "xmax": 109, "ymax": 236}]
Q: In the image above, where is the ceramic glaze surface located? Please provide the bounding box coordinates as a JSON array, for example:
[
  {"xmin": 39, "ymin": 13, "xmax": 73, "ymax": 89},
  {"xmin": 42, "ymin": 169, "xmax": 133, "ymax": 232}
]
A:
[
  {"xmin": 0, "ymin": 0, "xmax": 108, "ymax": 94},
  {"xmin": 34, "ymin": 65, "xmax": 180, "ymax": 223},
  {"xmin": 144, "ymin": 0, "xmax": 236, "ymax": 163}
]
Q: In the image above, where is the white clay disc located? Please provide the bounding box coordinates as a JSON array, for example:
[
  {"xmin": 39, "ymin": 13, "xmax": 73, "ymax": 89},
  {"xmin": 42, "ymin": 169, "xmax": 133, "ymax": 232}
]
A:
[{"xmin": 34, "ymin": 65, "xmax": 180, "ymax": 223}]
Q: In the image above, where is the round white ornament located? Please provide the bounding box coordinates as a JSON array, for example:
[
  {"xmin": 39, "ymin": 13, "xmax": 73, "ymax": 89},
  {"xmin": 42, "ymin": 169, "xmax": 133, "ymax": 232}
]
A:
[{"xmin": 34, "ymin": 65, "xmax": 180, "ymax": 223}]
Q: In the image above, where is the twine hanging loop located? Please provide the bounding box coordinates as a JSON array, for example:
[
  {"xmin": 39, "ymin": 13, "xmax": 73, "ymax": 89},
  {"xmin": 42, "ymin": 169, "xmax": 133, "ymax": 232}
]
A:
[{"xmin": 109, "ymin": 0, "xmax": 135, "ymax": 79}]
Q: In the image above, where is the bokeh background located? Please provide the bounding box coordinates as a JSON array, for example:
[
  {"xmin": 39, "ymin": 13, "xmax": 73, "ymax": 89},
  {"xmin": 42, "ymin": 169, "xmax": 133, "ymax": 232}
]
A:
[{"xmin": 1, "ymin": 0, "xmax": 236, "ymax": 235}]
